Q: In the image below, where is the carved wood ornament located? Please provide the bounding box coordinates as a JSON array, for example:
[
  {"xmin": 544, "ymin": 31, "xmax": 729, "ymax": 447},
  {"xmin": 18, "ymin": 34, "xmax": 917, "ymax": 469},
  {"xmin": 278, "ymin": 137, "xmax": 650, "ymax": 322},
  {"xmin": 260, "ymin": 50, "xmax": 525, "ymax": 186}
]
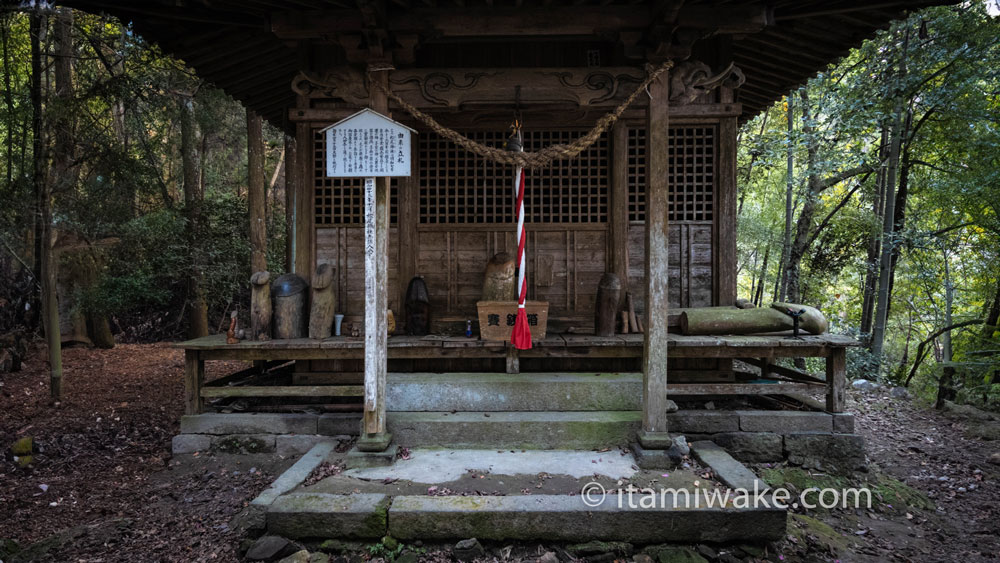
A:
[
  {"xmin": 293, "ymin": 66, "xmax": 651, "ymax": 109},
  {"xmin": 668, "ymin": 61, "xmax": 746, "ymax": 105}
]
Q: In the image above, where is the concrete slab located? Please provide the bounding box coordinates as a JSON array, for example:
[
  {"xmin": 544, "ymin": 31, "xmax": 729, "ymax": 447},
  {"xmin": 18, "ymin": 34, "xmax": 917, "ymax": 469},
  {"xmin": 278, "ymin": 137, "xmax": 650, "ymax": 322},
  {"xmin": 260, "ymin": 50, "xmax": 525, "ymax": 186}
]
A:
[
  {"xmin": 690, "ymin": 441, "xmax": 768, "ymax": 492},
  {"xmin": 738, "ymin": 410, "xmax": 832, "ymax": 433},
  {"xmin": 267, "ymin": 493, "xmax": 389, "ymax": 539},
  {"xmin": 387, "ymin": 411, "xmax": 641, "ymax": 449},
  {"xmin": 387, "ymin": 494, "xmax": 786, "ymax": 543},
  {"xmin": 211, "ymin": 434, "xmax": 276, "ymax": 454},
  {"xmin": 344, "ymin": 449, "xmax": 638, "ymax": 483},
  {"xmin": 180, "ymin": 413, "xmax": 318, "ymax": 435},
  {"xmin": 345, "ymin": 446, "xmax": 396, "ymax": 469},
  {"xmin": 253, "ymin": 442, "xmax": 338, "ymax": 508},
  {"xmin": 386, "ymin": 372, "xmax": 641, "ymax": 412}
]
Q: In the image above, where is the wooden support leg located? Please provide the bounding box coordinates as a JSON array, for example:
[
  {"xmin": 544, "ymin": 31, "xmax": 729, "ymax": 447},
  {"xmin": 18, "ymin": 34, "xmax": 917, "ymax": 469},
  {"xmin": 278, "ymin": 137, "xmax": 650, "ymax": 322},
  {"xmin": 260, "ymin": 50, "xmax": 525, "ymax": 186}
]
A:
[
  {"xmin": 360, "ymin": 175, "xmax": 392, "ymax": 452},
  {"xmin": 638, "ymin": 66, "xmax": 672, "ymax": 450},
  {"xmin": 826, "ymin": 348, "xmax": 846, "ymax": 413},
  {"xmin": 184, "ymin": 349, "xmax": 204, "ymax": 415},
  {"xmin": 506, "ymin": 346, "xmax": 520, "ymax": 374}
]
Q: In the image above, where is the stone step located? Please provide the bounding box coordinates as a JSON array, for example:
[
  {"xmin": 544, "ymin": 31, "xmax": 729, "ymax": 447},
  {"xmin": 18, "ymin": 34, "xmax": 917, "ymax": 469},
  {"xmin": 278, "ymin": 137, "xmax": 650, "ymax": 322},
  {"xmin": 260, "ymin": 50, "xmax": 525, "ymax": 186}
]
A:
[
  {"xmin": 266, "ymin": 492, "xmax": 786, "ymax": 543},
  {"xmin": 386, "ymin": 372, "xmax": 640, "ymax": 412},
  {"xmin": 387, "ymin": 411, "xmax": 641, "ymax": 449}
]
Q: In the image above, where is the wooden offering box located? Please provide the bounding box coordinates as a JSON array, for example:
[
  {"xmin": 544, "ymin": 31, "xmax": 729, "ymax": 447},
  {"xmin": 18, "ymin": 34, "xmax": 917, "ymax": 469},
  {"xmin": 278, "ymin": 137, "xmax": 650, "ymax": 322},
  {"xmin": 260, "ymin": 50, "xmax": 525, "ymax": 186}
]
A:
[{"xmin": 477, "ymin": 301, "xmax": 549, "ymax": 341}]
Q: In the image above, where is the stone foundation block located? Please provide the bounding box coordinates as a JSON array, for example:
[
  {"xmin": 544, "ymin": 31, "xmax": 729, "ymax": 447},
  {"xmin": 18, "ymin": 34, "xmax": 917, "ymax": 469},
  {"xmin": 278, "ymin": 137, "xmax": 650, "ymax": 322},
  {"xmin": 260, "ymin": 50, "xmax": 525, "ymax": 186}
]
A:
[
  {"xmin": 387, "ymin": 495, "xmax": 786, "ymax": 543},
  {"xmin": 172, "ymin": 434, "xmax": 211, "ymax": 454},
  {"xmin": 211, "ymin": 434, "xmax": 276, "ymax": 454},
  {"xmin": 666, "ymin": 411, "xmax": 739, "ymax": 433},
  {"xmin": 784, "ymin": 433, "xmax": 865, "ymax": 473},
  {"xmin": 712, "ymin": 432, "xmax": 784, "ymax": 463},
  {"xmin": 738, "ymin": 411, "xmax": 832, "ymax": 433},
  {"xmin": 318, "ymin": 413, "xmax": 361, "ymax": 436},
  {"xmin": 832, "ymin": 413, "xmax": 855, "ymax": 434},
  {"xmin": 276, "ymin": 435, "xmax": 337, "ymax": 457},
  {"xmin": 180, "ymin": 413, "xmax": 317, "ymax": 435},
  {"xmin": 267, "ymin": 493, "xmax": 389, "ymax": 539}
]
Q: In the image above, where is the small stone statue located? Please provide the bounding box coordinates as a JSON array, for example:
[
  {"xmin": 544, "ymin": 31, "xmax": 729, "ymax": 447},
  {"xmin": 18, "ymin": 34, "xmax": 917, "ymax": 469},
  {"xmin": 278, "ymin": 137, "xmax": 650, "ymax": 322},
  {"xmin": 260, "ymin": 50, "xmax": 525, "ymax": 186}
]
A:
[{"xmin": 405, "ymin": 276, "xmax": 431, "ymax": 336}]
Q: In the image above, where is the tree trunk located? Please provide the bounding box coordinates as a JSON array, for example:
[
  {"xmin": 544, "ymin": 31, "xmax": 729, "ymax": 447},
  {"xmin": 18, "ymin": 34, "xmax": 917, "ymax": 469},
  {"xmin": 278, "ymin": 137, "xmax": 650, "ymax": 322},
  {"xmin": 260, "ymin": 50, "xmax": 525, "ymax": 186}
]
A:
[
  {"xmin": 870, "ymin": 24, "xmax": 910, "ymax": 365},
  {"xmin": 860, "ymin": 126, "xmax": 889, "ymax": 336},
  {"xmin": 936, "ymin": 257, "xmax": 956, "ymax": 408},
  {"xmin": 31, "ymin": 10, "xmax": 63, "ymax": 400},
  {"xmin": 247, "ymin": 108, "xmax": 267, "ymax": 273},
  {"xmin": 181, "ymin": 95, "xmax": 208, "ymax": 338},
  {"xmin": 2, "ymin": 12, "xmax": 15, "ymax": 188},
  {"xmin": 778, "ymin": 91, "xmax": 795, "ymax": 303},
  {"xmin": 753, "ymin": 243, "xmax": 769, "ymax": 307},
  {"xmin": 884, "ymin": 108, "xmax": 914, "ymax": 322}
]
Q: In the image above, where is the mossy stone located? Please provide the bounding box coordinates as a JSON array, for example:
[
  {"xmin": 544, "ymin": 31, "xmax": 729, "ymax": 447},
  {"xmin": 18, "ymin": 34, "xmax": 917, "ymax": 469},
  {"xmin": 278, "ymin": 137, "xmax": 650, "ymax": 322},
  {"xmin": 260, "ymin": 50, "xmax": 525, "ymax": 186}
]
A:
[{"xmin": 11, "ymin": 436, "xmax": 32, "ymax": 455}]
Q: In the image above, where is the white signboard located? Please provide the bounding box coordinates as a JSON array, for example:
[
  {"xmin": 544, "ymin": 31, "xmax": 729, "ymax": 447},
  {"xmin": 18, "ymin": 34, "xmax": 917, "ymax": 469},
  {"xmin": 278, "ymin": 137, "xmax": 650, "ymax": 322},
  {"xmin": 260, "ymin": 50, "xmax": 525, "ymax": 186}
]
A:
[{"xmin": 322, "ymin": 108, "xmax": 414, "ymax": 178}]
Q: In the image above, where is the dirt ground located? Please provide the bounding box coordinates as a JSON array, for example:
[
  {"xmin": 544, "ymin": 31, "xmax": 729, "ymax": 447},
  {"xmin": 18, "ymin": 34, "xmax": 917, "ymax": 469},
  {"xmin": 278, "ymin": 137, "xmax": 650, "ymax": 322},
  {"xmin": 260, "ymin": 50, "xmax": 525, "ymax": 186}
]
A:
[{"xmin": 1, "ymin": 343, "xmax": 998, "ymax": 562}]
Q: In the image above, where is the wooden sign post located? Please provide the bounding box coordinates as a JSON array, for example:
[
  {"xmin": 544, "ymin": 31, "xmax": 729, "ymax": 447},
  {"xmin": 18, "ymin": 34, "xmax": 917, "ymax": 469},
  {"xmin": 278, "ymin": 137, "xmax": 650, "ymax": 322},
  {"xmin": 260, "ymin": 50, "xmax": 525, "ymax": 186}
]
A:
[{"xmin": 321, "ymin": 108, "xmax": 414, "ymax": 451}]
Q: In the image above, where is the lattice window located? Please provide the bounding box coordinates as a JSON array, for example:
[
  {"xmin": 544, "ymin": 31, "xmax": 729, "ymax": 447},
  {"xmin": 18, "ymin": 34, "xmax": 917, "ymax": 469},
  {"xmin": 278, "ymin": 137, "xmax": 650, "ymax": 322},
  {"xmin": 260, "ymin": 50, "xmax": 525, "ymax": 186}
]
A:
[
  {"xmin": 627, "ymin": 125, "xmax": 716, "ymax": 223},
  {"xmin": 419, "ymin": 129, "xmax": 608, "ymax": 224},
  {"xmin": 314, "ymin": 130, "xmax": 398, "ymax": 226}
]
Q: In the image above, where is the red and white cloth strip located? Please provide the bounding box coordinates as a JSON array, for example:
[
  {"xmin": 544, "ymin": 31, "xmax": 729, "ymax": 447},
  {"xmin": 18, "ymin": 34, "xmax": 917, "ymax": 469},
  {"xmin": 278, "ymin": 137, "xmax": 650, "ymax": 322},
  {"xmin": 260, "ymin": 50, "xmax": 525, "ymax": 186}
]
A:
[{"xmin": 511, "ymin": 166, "xmax": 532, "ymax": 350}]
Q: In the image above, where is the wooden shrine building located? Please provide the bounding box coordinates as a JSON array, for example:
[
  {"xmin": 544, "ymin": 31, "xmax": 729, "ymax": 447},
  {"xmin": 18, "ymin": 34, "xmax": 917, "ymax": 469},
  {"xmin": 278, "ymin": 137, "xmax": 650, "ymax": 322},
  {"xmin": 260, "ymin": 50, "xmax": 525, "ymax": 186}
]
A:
[{"xmin": 63, "ymin": 0, "xmax": 944, "ymax": 459}]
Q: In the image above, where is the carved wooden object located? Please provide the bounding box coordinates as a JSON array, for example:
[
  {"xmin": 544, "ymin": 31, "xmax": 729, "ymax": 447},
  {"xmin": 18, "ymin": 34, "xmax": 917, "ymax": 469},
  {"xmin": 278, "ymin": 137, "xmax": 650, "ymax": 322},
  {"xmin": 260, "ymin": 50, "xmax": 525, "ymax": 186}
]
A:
[
  {"xmin": 595, "ymin": 273, "xmax": 622, "ymax": 337},
  {"xmin": 309, "ymin": 263, "xmax": 337, "ymax": 339},
  {"xmin": 250, "ymin": 271, "xmax": 271, "ymax": 341}
]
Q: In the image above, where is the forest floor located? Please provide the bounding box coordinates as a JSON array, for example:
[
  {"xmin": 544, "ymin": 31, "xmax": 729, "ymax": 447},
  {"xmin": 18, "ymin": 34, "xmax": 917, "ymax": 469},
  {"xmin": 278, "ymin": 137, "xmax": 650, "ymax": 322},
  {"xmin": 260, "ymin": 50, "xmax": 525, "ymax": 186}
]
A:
[{"xmin": 1, "ymin": 343, "xmax": 998, "ymax": 562}]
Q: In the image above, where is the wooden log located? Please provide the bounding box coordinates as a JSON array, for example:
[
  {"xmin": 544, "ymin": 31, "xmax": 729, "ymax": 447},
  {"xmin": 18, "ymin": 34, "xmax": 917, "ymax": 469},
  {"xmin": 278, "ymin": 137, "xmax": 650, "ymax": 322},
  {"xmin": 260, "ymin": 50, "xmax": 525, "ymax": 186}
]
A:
[
  {"xmin": 482, "ymin": 252, "xmax": 515, "ymax": 301},
  {"xmin": 680, "ymin": 307, "xmax": 793, "ymax": 335},
  {"xmin": 770, "ymin": 302, "xmax": 829, "ymax": 334},
  {"xmin": 309, "ymin": 263, "xmax": 337, "ymax": 339},
  {"xmin": 595, "ymin": 273, "xmax": 622, "ymax": 337},
  {"xmin": 250, "ymin": 271, "xmax": 271, "ymax": 341},
  {"xmin": 272, "ymin": 273, "xmax": 308, "ymax": 339},
  {"xmin": 621, "ymin": 311, "xmax": 630, "ymax": 334}
]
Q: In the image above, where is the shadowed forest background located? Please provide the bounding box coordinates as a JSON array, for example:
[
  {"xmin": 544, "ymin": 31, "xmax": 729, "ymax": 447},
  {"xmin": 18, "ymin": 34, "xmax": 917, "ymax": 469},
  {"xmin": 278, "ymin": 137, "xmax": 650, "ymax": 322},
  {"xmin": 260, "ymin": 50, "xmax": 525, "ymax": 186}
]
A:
[{"xmin": 0, "ymin": 3, "xmax": 998, "ymax": 408}]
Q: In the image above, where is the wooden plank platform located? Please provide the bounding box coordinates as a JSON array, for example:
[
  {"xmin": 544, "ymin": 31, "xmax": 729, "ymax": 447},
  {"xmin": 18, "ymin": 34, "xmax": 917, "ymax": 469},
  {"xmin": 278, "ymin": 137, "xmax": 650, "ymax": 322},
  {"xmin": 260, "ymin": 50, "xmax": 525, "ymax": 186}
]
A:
[{"xmin": 177, "ymin": 332, "xmax": 859, "ymax": 416}]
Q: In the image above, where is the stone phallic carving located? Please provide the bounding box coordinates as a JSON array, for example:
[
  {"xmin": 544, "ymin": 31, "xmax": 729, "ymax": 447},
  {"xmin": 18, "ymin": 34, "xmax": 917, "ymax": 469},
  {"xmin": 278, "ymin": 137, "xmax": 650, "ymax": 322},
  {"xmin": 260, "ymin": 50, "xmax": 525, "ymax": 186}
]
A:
[
  {"xmin": 291, "ymin": 68, "xmax": 369, "ymax": 104},
  {"xmin": 669, "ymin": 61, "xmax": 746, "ymax": 105}
]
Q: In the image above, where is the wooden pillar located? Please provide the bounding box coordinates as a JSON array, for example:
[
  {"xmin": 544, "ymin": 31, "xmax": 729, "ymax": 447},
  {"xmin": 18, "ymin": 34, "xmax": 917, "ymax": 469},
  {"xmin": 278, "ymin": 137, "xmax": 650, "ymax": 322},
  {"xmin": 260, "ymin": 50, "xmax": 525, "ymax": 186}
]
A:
[
  {"xmin": 184, "ymin": 350, "xmax": 204, "ymax": 415},
  {"xmin": 717, "ymin": 116, "xmax": 738, "ymax": 306},
  {"xmin": 359, "ymin": 67, "xmax": 392, "ymax": 451},
  {"xmin": 825, "ymin": 348, "xmax": 846, "ymax": 413},
  {"xmin": 610, "ymin": 122, "xmax": 630, "ymax": 294},
  {"xmin": 293, "ymin": 95, "xmax": 313, "ymax": 278},
  {"xmin": 638, "ymin": 67, "xmax": 672, "ymax": 449},
  {"xmin": 284, "ymin": 135, "xmax": 297, "ymax": 273},
  {"xmin": 248, "ymin": 109, "xmax": 267, "ymax": 273},
  {"xmin": 397, "ymin": 134, "xmax": 419, "ymax": 318}
]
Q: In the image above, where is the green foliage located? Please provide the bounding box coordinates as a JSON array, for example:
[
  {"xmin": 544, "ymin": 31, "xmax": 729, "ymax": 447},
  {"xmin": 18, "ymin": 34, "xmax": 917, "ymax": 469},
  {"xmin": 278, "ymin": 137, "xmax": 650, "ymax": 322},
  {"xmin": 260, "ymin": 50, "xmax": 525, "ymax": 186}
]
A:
[{"xmin": 737, "ymin": 4, "xmax": 1000, "ymax": 404}]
